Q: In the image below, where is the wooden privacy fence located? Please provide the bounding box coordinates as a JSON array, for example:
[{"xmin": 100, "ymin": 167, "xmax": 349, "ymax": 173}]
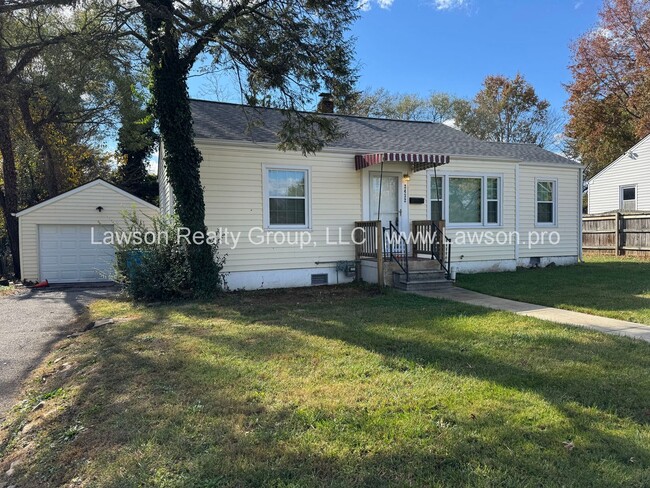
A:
[{"xmin": 583, "ymin": 212, "xmax": 650, "ymax": 256}]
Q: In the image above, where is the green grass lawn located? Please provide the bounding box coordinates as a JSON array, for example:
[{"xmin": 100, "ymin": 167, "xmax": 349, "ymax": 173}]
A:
[
  {"xmin": 457, "ymin": 255, "xmax": 650, "ymax": 325},
  {"xmin": 2, "ymin": 285, "xmax": 650, "ymax": 487}
]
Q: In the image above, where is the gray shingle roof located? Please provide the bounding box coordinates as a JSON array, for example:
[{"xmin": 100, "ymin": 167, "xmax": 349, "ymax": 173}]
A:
[{"xmin": 190, "ymin": 99, "xmax": 578, "ymax": 165}]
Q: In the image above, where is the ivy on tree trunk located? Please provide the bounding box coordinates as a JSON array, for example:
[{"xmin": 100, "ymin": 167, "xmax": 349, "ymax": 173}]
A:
[
  {"xmin": 0, "ymin": 16, "xmax": 20, "ymax": 278},
  {"xmin": 142, "ymin": 0, "xmax": 220, "ymax": 297},
  {"xmin": 0, "ymin": 105, "xmax": 20, "ymax": 279},
  {"xmin": 135, "ymin": 0, "xmax": 358, "ymax": 296}
]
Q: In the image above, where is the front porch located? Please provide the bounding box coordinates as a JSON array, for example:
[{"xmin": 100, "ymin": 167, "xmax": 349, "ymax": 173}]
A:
[{"xmin": 354, "ymin": 219, "xmax": 452, "ymax": 290}]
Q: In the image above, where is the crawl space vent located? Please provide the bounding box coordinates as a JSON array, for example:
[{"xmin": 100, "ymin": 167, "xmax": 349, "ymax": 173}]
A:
[{"xmin": 311, "ymin": 273, "xmax": 329, "ymax": 286}]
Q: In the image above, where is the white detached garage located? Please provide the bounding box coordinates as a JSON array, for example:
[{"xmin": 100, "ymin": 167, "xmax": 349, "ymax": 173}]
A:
[{"xmin": 16, "ymin": 179, "xmax": 159, "ymax": 283}]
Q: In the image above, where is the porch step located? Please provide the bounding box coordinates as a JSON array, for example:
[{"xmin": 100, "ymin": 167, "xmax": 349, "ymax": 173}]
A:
[
  {"xmin": 391, "ymin": 271, "xmax": 453, "ymax": 292},
  {"xmin": 397, "ymin": 270, "xmax": 446, "ymax": 282},
  {"xmin": 408, "ymin": 259, "xmax": 443, "ymax": 271}
]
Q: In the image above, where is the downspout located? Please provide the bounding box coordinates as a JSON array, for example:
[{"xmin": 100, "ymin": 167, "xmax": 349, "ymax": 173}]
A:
[
  {"xmin": 377, "ymin": 157, "xmax": 384, "ymax": 220},
  {"xmin": 578, "ymin": 167, "xmax": 584, "ymax": 262},
  {"xmin": 514, "ymin": 163, "xmax": 520, "ymax": 263},
  {"xmin": 433, "ymin": 164, "xmax": 440, "ymax": 204}
]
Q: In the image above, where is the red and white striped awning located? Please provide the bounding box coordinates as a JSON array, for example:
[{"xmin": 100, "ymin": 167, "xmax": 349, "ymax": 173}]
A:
[{"xmin": 354, "ymin": 152, "xmax": 450, "ymax": 172}]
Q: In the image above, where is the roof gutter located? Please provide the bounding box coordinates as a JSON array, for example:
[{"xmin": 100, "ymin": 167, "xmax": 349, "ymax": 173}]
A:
[{"xmin": 193, "ymin": 137, "xmax": 524, "ymax": 163}]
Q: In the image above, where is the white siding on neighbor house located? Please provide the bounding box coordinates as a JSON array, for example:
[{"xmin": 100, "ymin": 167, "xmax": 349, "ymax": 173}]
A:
[
  {"xmin": 518, "ymin": 164, "xmax": 581, "ymax": 259},
  {"xmin": 19, "ymin": 183, "xmax": 159, "ymax": 282},
  {"xmin": 588, "ymin": 135, "xmax": 650, "ymax": 214}
]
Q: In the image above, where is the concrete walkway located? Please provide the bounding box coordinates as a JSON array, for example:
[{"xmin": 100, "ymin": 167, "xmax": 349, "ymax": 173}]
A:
[{"xmin": 415, "ymin": 287, "xmax": 650, "ymax": 342}]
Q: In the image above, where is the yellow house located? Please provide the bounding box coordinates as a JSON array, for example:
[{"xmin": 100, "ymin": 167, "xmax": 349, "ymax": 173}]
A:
[{"xmin": 158, "ymin": 99, "xmax": 583, "ymax": 290}]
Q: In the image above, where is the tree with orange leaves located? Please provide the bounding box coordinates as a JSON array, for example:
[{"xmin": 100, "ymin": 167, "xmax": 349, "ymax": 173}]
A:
[{"xmin": 566, "ymin": 0, "xmax": 650, "ymax": 177}]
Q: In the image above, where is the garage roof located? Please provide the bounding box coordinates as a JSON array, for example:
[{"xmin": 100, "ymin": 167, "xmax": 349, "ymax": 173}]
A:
[{"xmin": 14, "ymin": 179, "xmax": 159, "ymax": 218}]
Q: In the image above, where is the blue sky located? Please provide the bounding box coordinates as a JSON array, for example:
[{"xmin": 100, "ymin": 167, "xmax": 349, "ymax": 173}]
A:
[{"xmin": 188, "ymin": 0, "xmax": 602, "ymax": 118}]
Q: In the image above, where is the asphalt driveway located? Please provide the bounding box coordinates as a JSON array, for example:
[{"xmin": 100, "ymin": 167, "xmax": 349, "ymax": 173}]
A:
[{"xmin": 0, "ymin": 286, "xmax": 116, "ymax": 419}]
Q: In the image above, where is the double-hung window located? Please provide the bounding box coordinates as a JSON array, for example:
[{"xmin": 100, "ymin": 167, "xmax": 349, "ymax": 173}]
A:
[
  {"xmin": 536, "ymin": 179, "xmax": 556, "ymax": 225},
  {"xmin": 264, "ymin": 167, "xmax": 310, "ymax": 228},
  {"xmin": 441, "ymin": 175, "xmax": 501, "ymax": 226},
  {"xmin": 448, "ymin": 177, "xmax": 483, "ymax": 224},
  {"xmin": 486, "ymin": 177, "xmax": 499, "ymax": 224},
  {"xmin": 430, "ymin": 176, "xmax": 444, "ymax": 221}
]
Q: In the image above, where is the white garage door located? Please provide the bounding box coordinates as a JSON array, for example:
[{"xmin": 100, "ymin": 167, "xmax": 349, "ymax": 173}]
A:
[{"xmin": 39, "ymin": 225, "xmax": 115, "ymax": 283}]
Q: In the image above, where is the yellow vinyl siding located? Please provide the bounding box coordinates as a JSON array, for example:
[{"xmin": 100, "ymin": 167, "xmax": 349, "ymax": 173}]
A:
[
  {"xmin": 432, "ymin": 159, "xmax": 518, "ymax": 263},
  {"xmin": 197, "ymin": 141, "xmax": 361, "ymax": 273},
  {"xmin": 170, "ymin": 140, "xmax": 581, "ymax": 277},
  {"xmin": 19, "ymin": 184, "xmax": 159, "ymax": 281},
  {"xmin": 158, "ymin": 143, "xmax": 174, "ymax": 215},
  {"xmin": 408, "ymin": 170, "xmax": 427, "ymax": 221},
  {"xmin": 518, "ymin": 164, "xmax": 580, "ymax": 258}
]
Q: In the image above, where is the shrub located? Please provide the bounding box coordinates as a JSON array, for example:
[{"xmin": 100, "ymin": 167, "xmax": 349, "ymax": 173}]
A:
[{"xmin": 113, "ymin": 212, "xmax": 225, "ymax": 301}]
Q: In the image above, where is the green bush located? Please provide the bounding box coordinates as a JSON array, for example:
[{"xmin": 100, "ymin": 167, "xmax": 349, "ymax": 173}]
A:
[{"xmin": 113, "ymin": 212, "xmax": 225, "ymax": 301}]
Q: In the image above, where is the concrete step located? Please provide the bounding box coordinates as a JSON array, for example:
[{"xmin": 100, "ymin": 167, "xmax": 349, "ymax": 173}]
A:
[
  {"xmin": 391, "ymin": 271, "xmax": 452, "ymax": 291},
  {"xmin": 391, "ymin": 278, "xmax": 453, "ymax": 292},
  {"xmin": 400, "ymin": 259, "xmax": 442, "ymax": 271},
  {"xmin": 395, "ymin": 270, "xmax": 446, "ymax": 282}
]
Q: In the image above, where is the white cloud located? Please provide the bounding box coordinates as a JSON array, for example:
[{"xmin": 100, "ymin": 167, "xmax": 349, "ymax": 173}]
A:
[
  {"xmin": 356, "ymin": 0, "xmax": 371, "ymax": 11},
  {"xmin": 432, "ymin": 0, "xmax": 467, "ymax": 10},
  {"xmin": 357, "ymin": 0, "xmax": 395, "ymax": 11},
  {"xmin": 359, "ymin": 0, "xmax": 467, "ymax": 12}
]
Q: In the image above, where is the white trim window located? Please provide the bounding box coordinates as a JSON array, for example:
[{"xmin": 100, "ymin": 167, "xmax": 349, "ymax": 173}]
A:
[
  {"xmin": 448, "ymin": 176, "xmax": 482, "ymax": 225},
  {"xmin": 442, "ymin": 175, "xmax": 502, "ymax": 226},
  {"xmin": 264, "ymin": 167, "xmax": 310, "ymax": 229},
  {"xmin": 620, "ymin": 185, "xmax": 637, "ymax": 211},
  {"xmin": 536, "ymin": 179, "xmax": 557, "ymax": 226},
  {"xmin": 486, "ymin": 177, "xmax": 500, "ymax": 225},
  {"xmin": 430, "ymin": 176, "xmax": 444, "ymax": 221}
]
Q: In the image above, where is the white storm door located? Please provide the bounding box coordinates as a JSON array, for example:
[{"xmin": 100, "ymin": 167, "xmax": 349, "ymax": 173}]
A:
[{"xmin": 369, "ymin": 173, "xmax": 401, "ymax": 231}]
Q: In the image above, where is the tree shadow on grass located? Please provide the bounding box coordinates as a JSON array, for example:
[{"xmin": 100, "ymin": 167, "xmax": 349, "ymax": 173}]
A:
[
  {"xmin": 171, "ymin": 288, "xmax": 650, "ymax": 484},
  {"xmin": 3, "ymin": 286, "xmax": 650, "ymax": 487},
  {"xmin": 215, "ymin": 290, "xmax": 650, "ymax": 420}
]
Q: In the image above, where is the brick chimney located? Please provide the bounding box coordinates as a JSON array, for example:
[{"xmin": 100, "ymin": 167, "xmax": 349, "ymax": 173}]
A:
[{"xmin": 317, "ymin": 92, "xmax": 335, "ymax": 114}]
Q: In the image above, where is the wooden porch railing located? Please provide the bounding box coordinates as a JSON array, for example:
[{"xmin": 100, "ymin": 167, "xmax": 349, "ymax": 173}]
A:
[
  {"xmin": 354, "ymin": 220, "xmax": 382, "ymax": 259},
  {"xmin": 354, "ymin": 220, "xmax": 384, "ymax": 287},
  {"xmin": 412, "ymin": 220, "xmax": 444, "ymax": 258},
  {"xmin": 411, "ymin": 220, "xmax": 451, "ymax": 279},
  {"xmin": 354, "ymin": 219, "xmax": 452, "ymax": 286}
]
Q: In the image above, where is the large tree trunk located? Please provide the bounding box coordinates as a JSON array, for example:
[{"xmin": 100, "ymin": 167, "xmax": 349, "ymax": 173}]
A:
[
  {"xmin": 18, "ymin": 91, "xmax": 59, "ymax": 197},
  {"xmin": 0, "ymin": 101, "xmax": 21, "ymax": 279},
  {"xmin": 142, "ymin": 0, "xmax": 220, "ymax": 296},
  {"xmin": 0, "ymin": 19, "xmax": 21, "ymax": 278}
]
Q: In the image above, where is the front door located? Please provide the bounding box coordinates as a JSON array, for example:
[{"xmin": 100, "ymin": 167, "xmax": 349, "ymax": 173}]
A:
[
  {"xmin": 369, "ymin": 172, "xmax": 409, "ymax": 255},
  {"xmin": 369, "ymin": 172, "xmax": 400, "ymax": 230}
]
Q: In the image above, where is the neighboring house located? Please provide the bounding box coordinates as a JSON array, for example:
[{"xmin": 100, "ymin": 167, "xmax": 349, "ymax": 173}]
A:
[
  {"xmin": 159, "ymin": 99, "xmax": 583, "ymax": 290},
  {"xmin": 588, "ymin": 134, "xmax": 650, "ymax": 214},
  {"xmin": 16, "ymin": 179, "xmax": 159, "ymax": 283}
]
